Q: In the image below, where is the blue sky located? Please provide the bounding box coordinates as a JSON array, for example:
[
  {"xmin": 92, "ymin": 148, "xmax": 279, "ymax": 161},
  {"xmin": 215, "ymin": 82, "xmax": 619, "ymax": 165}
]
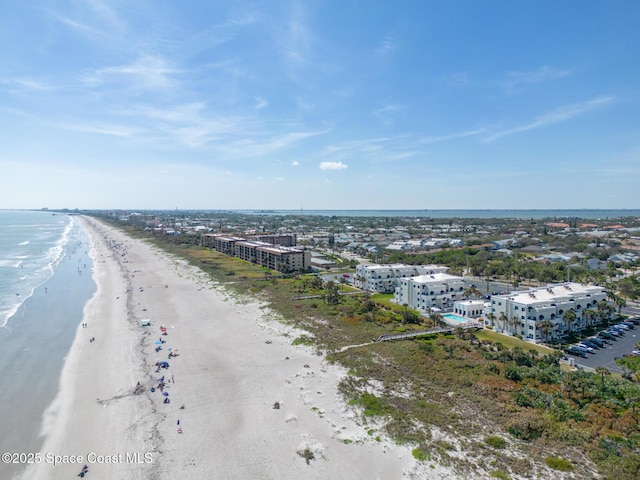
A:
[{"xmin": 1, "ymin": 1, "xmax": 639, "ymax": 210}]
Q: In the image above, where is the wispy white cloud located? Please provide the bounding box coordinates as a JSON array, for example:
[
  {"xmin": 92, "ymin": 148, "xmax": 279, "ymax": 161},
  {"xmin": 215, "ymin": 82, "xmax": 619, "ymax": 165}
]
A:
[
  {"xmin": 371, "ymin": 104, "xmax": 403, "ymax": 124},
  {"xmin": 55, "ymin": 122, "xmax": 144, "ymax": 138},
  {"xmin": 255, "ymin": 96, "xmax": 268, "ymax": 109},
  {"xmin": 446, "ymin": 72, "xmax": 471, "ymax": 87},
  {"xmin": 81, "ymin": 55, "xmax": 180, "ymax": 90},
  {"xmin": 323, "ymin": 137, "xmax": 393, "ymax": 155},
  {"xmin": 82, "ymin": 0, "xmax": 124, "ymax": 31},
  {"xmin": 282, "ymin": 1, "xmax": 312, "ymax": 69},
  {"xmin": 319, "ymin": 161, "xmax": 348, "ymax": 170},
  {"xmin": 4, "ymin": 78, "xmax": 56, "ymax": 92},
  {"xmin": 502, "ymin": 65, "xmax": 571, "ymax": 92},
  {"xmin": 180, "ymin": 12, "xmax": 258, "ymax": 57},
  {"xmin": 291, "ymin": 160, "xmax": 299, "ymax": 166},
  {"xmin": 376, "ymin": 35, "xmax": 396, "ymax": 56},
  {"xmin": 483, "ymin": 96, "xmax": 615, "ymax": 143},
  {"xmin": 419, "ymin": 128, "xmax": 486, "ymax": 144},
  {"xmin": 47, "ymin": 0, "xmax": 126, "ymax": 42},
  {"xmin": 47, "ymin": 11, "xmax": 104, "ymax": 37}
]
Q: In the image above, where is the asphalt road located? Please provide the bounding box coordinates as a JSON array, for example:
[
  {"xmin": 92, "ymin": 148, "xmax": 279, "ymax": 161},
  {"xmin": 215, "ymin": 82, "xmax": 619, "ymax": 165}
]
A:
[{"xmin": 570, "ymin": 326, "xmax": 640, "ymax": 374}]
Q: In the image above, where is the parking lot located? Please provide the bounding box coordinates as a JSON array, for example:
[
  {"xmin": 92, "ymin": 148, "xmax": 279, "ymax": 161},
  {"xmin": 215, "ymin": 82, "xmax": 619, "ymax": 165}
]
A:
[{"xmin": 569, "ymin": 326, "xmax": 640, "ymax": 374}]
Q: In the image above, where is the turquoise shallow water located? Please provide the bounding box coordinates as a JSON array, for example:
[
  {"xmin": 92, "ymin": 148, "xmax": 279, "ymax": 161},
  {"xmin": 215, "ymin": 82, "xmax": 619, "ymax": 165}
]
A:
[{"xmin": 0, "ymin": 212, "xmax": 96, "ymax": 479}]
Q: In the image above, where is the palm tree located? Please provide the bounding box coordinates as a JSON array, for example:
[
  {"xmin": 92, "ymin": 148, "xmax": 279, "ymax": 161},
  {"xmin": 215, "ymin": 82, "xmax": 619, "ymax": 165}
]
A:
[
  {"xmin": 582, "ymin": 309, "xmax": 596, "ymax": 329},
  {"xmin": 498, "ymin": 312, "xmax": 508, "ymax": 333},
  {"xmin": 538, "ymin": 320, "xmax": 554, "ymax": 343},
  {"xmin": 510, "ymin": 316, "xmax": 521, "ymax": 336},
  {"xmin": 486, "ymin": 312, "xmax": 496, "ymax": 328},
  {"xmin": 464, "ymin": 286, "xmax": 483, "ymax": 300},
  {"xmin": 430, "ymin": 311, "xmax": 444, "ymax": 328},
  {"xmin": 563, "ymin": 309, "xmax": 577, "ymax": 334},
  {"xmin": 597, "ymin": 300, "xmax": 613, "ymax": 327}
]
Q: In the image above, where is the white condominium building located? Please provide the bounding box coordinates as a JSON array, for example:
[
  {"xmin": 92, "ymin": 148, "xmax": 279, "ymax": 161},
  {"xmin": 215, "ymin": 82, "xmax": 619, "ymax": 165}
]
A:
[
  {"xmin": 355, "ymin": 263, "xmax": 449, "ymax": 293},
  {"xmin": 487, "ymin": 282, "xmax": 608, "ymax": 342},
  {"xmin": 394, "ymin": 272, "xmax": 467, "ymax": 313}
]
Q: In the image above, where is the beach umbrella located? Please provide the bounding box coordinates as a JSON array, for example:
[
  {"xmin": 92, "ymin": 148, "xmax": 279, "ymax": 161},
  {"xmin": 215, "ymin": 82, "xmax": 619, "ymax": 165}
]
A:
[
  {"xmin": 153, "ymin": 341, "xmax": 162, "ymax": 345},
  {"xmin": 162, "ymin": 392, "xmax": 169, "ymax": 396}
]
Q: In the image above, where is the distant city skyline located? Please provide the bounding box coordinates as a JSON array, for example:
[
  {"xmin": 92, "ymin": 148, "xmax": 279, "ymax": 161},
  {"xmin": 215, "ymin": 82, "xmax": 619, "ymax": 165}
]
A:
[{"xmin": 1, "ymin": 1, "xmax": 638, "ymax": 210}]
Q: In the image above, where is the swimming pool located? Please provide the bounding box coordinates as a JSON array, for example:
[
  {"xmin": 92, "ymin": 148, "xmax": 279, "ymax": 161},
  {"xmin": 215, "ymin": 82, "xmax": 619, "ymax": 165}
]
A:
[{"xmin": 443, "ymin": 313, "xmax": 468, "ymax": 323}]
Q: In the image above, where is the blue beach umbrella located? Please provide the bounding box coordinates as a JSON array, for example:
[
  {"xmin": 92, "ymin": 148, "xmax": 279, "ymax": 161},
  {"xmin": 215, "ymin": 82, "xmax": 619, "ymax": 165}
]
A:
[{"xmin": 162, "ymin": 392, "xmax": 169, "ymax": 396}]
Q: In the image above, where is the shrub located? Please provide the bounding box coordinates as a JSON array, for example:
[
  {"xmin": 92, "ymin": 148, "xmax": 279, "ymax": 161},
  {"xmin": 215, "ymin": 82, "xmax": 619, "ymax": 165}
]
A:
[
  {"xmin": 412, "ymin": 448, "xmax": 428, "ymax": 461},
  {"xmin": 485, "ymin": 435, "xmax": 507, "ymax": 449},
  {"xmin": 292, "ymin": 335, "xmax": 314, "ymax": 346},
  {"xmin": 503, "ymin": 363, "xmax": 523, "ymax": 382},
  {"xmin": 545, "ymin": 456, "xmax": 574, "ymax": 471},
  {"xmin": 350, "ymin": 392, "xmax": 389, "ymax": 417},
  {"xmin": 490, "ymin": 471, "xmax": 509, "ymax": 479}
]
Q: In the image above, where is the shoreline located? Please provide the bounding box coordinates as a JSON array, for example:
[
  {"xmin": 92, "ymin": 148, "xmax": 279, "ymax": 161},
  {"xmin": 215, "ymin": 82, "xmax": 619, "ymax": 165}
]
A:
[
  {"xmin": 21, "ymin": 217, "xmax": 445, "ymax": 479},
  {"xmin": 0, "ymin": 218, "xmax": 95, "ymax": 480}
]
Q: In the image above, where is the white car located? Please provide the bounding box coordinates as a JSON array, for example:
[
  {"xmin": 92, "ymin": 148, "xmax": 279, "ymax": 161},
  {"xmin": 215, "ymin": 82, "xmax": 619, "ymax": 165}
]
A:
[
  {"xmin": 576, "ymin": 343, "xmax": 595, "ymax": 353},
  {"xmin": 630, "ymin": 350, "xmax": 640, "ymax": 356}
]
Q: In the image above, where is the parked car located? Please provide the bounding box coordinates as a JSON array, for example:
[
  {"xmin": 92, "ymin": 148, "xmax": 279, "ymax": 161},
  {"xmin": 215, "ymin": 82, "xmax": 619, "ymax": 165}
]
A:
[
  {"xmin": 622, "ymin": 321, "xmax": 636, "ymax": 329},
  {"xmin": 630, "ymin": 350, "xmax": 640, "ymax": 356},
  {"xmin": 614, "ymin": 323, "xmax": 630, "ymax": 330},
  {"xmin": 598, "ymin": 332, "xmax": 617, "ymax": 341},
  {"xmin": 576, "ymin": 343, "xmax": 595, "ymax": 353},
  {"xmin": 588, "ymin": 337, "xmax": 606, "ymax": 347},
  {"xmin": 581, "ymin": 339, "xmax": 601, "ymax": 350},
  {"xmin": 626, "ymin": 318, "xmax": 640, "ymax": 325},
  {"xmin": 607, "ymin": 328, "xmax": 624, "ymax": 336},
  {"xmin": 564, "ymin": 347, "xmax": 587, "ymax": 358}
]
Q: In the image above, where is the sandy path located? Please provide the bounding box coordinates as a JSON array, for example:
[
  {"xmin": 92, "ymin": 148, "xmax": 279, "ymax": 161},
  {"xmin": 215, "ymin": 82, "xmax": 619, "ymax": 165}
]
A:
[{"xmin": 21, "ymin": 217, "xmax": 442, "ymax": 480}]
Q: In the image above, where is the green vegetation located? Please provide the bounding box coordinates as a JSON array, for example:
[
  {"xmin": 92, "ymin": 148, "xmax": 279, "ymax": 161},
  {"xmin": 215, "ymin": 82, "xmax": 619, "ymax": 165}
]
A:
[
  {"xmin": 490, "ymin": 471, "xmax": 509, "ymax": 480},
  {"xmin": 412, "ymin": 447, "xmax": 429, "ymax": 461},
  {"xmin": 484, "ymin": 436, "xmax": 507, "ymax": 449},
  {"xmin": 349, "ymin": 392, "xmax": 390, "ymax": 417},
  {"xmin": 545, "ymin": 456, "xmax": 574, "ymax": 471},
  {"xmin": 292, "ymin": 335, "xmax": 314, "ymax": 346},
  {"xmin": 95, "ymin": 216, "xmax": 640, "ymax": 480}
]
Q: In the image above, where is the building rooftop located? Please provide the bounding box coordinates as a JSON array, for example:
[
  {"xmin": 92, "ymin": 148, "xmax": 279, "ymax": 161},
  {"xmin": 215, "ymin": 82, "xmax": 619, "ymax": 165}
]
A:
[
  {"xmin": 410, "ymin": 272, "xmax": 463, "ymax": 284},
  {"xmin": 498, "ymin": 282, "xmax": 604, "ymax": 305}
]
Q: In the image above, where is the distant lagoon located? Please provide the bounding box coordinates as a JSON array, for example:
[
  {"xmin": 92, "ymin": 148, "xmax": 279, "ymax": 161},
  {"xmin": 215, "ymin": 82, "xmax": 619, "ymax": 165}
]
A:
[{"xmin": 239, "ymin": 209, "xmax": 640, "ymax": 219}]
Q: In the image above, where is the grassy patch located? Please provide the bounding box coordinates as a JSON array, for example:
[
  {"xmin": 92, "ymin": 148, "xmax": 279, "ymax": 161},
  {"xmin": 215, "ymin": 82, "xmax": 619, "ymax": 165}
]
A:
[
  {"xmin": 484, "ymin": 435, "xmax": 507, "ymax": 449},
  {"xmin": 292, "ymin": 335, "xmax": 314, "ymax": 346},
  {"xmin": 476, "ymin": 330, "xmax": 554, "ymax": 355},
  {"xmin": 490, "ymin": 471, "xmax": 509, "ymax": 480},
  {"xmin": 412, "ymin": 447, "xmax": 429, "ymax": 461},
  {"xmin": 545, "ymin": 456, "xmax": 574, "ymax": 471}
]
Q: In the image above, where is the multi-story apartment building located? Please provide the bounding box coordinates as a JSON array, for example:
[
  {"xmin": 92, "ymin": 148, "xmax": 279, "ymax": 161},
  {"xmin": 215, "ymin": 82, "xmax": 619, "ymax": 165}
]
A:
[
  {"xmin": 201, "ymin": 235, "xmax": 310, "ymax": 273},
  {"xmin": 355, "ymin": 263, "xmax": 449, "ymax": 293},
  {"xmin": 394, "ymin": 272, "xmax": 467, "ymax": 313},
  {"xmin": 128, "ymin": 213, "xmax": 156, "ymax": 226},
  {"xmin": 201, "ymin": 235, "xmax": 246, "ymax": 255},
  {"xmin": 249, "ymin": 234, "xmax": 297, "ymax": 247},
  {"xmin": 486, "ymin": 282, "xmax": 608, "ymax": 342}
]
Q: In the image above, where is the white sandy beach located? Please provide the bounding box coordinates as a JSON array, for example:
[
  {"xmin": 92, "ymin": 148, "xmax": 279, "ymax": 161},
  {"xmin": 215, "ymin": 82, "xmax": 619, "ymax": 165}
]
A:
[{"xmin": 21, "ymin": 217, "xmax": 456, "ymax": 480}]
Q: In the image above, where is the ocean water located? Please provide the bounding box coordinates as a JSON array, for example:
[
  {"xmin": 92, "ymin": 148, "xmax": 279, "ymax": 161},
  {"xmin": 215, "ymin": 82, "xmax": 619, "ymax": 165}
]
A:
[
  {"xmin": 243, "ymin": 209, "xmax": 640, "ymax": 219},
  {"xmin": 0, "ymin": 211, "xmax": 96, "ymax": 479},
  {"xmin": 0, "ymin": 211, "xmax": 72, "ymax": 327}
]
